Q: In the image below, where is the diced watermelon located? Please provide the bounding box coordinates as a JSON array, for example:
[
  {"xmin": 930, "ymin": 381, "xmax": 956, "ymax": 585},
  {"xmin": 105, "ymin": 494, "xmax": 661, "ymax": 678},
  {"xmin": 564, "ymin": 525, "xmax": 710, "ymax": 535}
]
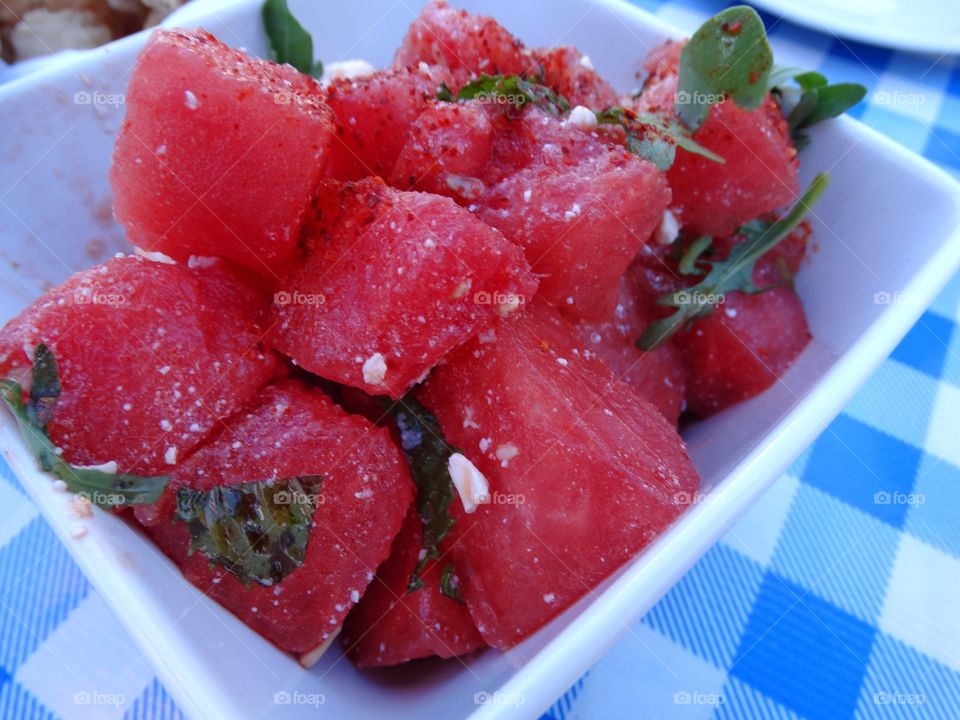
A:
[
  {"xmin": 0, "ymin": 255, "xmax": 277, "ymax": 476},
  {"xmin": 110, "ymin": 29, "xmax": 335, "ymax": 278},
  {"xmin": 393, "ymin": 0, "xmax": 529, "ymax": 90},
  {"xmin": 138, "ymin": 379, "xmax": 413, "ymax": 660},
  {"xmin": 675, "ymin": 287, "xmax": 811, "ymax": 417},
  {"xmin": 476, "ymin": 107, "xmax": 670, "ymax": 320},
  {"xmin": 531, "ymin": 46, "xmax": 618, "ymax": 109},
  {"xmin": 325, "ymin": 65, "xmax": 447, "ymax": 181},
  {"xmin": 575, "ymin": 273, "xmax": 686, "ymax": 424},
  {"xmin": 417, "ymin": 302, "xmax": 699, "ymax": 648},
  {"xmin": 633, "ymin": 41, "xmax": 799, "ymax": 237},
  {"xmin": 341, "ymin": 507, "xmax": 484, "ymax": 667},
  {"xmin": 389, "ymin": 100, "xmax": 493, "ymax": 199},
  {"xmin": 268, "ymin": 177, "xmax": 537, "ymax": 398}
]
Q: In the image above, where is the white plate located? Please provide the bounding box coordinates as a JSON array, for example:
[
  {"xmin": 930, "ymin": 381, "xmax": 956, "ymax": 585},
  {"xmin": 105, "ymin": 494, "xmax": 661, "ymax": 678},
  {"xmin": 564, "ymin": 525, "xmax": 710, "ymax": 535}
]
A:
[
  {"xmin": 751, "ymin": 0, "xmax": 960, "ymax": 55},
  {"xmin": 2, "ymin": 0, "xmax": 960, "ymax": 718}
]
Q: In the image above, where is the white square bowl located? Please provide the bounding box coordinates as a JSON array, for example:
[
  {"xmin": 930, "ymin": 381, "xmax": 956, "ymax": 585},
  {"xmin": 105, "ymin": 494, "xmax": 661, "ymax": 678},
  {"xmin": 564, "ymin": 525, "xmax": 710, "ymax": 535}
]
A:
[{"xmin": 2, "ymin": 1, "xmax": 960, "ymax": 718}]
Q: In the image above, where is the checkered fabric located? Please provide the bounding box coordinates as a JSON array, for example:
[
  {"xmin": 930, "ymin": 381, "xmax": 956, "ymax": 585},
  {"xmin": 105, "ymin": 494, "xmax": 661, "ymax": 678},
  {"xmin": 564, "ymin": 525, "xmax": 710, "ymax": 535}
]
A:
[{"xmin": 2, "ymin": 1, "xmax": 960, "ymax": 718}]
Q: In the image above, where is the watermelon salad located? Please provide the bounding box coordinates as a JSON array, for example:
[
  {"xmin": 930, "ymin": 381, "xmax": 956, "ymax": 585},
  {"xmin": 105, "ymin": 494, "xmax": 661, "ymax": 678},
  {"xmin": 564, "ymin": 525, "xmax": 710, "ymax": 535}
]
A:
[{"xmin": 0, "ymin": 1, "xmax": 865, "ymax": 670}]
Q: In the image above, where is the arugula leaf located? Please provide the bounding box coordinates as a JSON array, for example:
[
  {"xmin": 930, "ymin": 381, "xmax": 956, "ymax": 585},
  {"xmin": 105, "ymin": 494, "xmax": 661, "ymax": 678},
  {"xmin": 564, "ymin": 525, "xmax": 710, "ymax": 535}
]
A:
[
  {"xmin": 637, "ymin": 173, "xmax": 829, "ymax": 350},
  {"xmin": 676, "ymin": 6, "xmax": 774, "ymax": 131},
  {"xmin": 452, "ymin": 74, "xmax": 571, "ymax": 116},
  {"xmin": 595, "ymin": 106, "xmax": 724, "ymax": 171},
  {"xmin": 0, "ymin": 345, "xmax": 168, "ymax": 507},
  {"xmin": 261, "ymin": 0, "xmax": 323, "ymax": 77},
  {"xmin": 175, "ymin": 475, "xmax": 323, "ymax": 587},
  {"xmin": 380, "ymin": 396, "xmax": 460, "ymax": 594}
]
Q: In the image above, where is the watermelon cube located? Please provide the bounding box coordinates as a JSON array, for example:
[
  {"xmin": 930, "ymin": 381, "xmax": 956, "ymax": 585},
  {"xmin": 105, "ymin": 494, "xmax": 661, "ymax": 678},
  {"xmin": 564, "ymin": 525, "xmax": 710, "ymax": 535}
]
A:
[
  {"xmin": 393, "ymin": 0, "xmax": 530, "ymax": 90},
  {"xmin": 139, "ymin": 379, "xmax": 413, "ymax": 662},
  {"xmin": 110, "ymin": 29, "xmax": 335, "ymax": 278},
  {"xmin": 633, "ymin": 41, "xmax": 799, "ymax": 237},
  {"xmin": 268, "ymin": 178, "xmax": 537, "ymax": 398},
  {"xmin": 341, "ymin": 507, "xmax": 484, "ymax": 667},
  {"xmin": 531, "ymin": 45, "xmax": 618, "ymax": 109},
  {"xmin": 575, "ymin": 272, "xmax": 686, "ymax": 425},
  {"xmin": 675, "ymin": 286, "xmax": 811, "ymax": 417},
  {"xmin": 325, "ymin": 65, "xmax": 447, "ymax": 181},
  {"xmin": 476, "ymin": 107, "xmax": 670, "ymax": 320},
  {"xmin": 0, "ymin": 255, "xmax": 277, "ymax": 476},
  {"xmin": 417, "ymin": 302, "xmax": 699, "ymax": 648}
]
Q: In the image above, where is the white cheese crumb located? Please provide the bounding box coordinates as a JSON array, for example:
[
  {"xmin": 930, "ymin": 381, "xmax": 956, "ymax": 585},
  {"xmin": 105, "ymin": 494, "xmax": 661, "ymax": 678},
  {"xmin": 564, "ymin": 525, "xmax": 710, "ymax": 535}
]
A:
[
  {"xmin": 362, "ymin": 352, "xmax": 388, "ymax": 386},
  {"xmin": 160, "ymin": 419, "xmax": 173, "ymax": 432},
  {"xmin": 52, "ymin": 480, "xmax": 68, "ymax": 493},
  {"xmin": 75, "ymin": 460, "xmax": 118, "ymax": 474},
  {"xmin": 320, "ymin": 59, "xmax": 377, "ymax": 86},
  {"xmin": 725, "ymin": 307, "xmax": 739, "ymax": 318},
  {"xmin": 523, "ymin": 188, "xmax": 532, "ymax": 202},
  {"xmin": 450, "ymin": 278, "xmax": 471, "ymax": 300},
  {"xmin": 579, "ymin": 54, "xmax": 594, "ymax": 70},
  {"xmin": 184, "ymin": 90, "xmax": 198, "ymax": 110},
  {"xmin": 164, "ymin": 447, "xmax": 178, "ymax": 465},
  {"xmin": 495, "ymin": 443, "xmax": 519, "ymax": 467},
  {"xmin": 543, "ymin": 592, "xmax": 556, "ymax": 604},
  {"xmin": 187, "ymin": 255, "xmax": 219, "ymax": 269},
  {"xmin": 122, "ymin": 402, "xmax": 132, "ymax": 411},
  {"xmin": 497, "ymin": 294, "xmax": 522, "ymax": 317},
  {"xmin": 350, "ymin": 589, "xmax": 360, "ymax": 603},
  {"xmin": 656, "ymin": 209, "xmax": 680, "ymax": 246},
  {"xmin": 479, "ymin": 437, "xmax": 492, "ymax": 453},
  {"xmin": 564, "ymin": 203, "xmax": 582, "ymax": 221},
  {"xmin": 448, "ymin": 453, "xmax": 491, "ymax": 514},
  {"xmin": 134, "ymin": 247, "xmax": 176, "ymax": 264},
  {"xmin": 158, "ymin": 365, "xmax": 171, "ymax": 375},
  {"xmin": 566, "ymin": 105, "xmax": 598, "ymax": 130},
  {"xmin": 423, "ymin": 238, "xmax": 437, "ymax": 249},
  {"xmin": 556, "ymin": 357, "xmax": 569, "ymax": 367}
]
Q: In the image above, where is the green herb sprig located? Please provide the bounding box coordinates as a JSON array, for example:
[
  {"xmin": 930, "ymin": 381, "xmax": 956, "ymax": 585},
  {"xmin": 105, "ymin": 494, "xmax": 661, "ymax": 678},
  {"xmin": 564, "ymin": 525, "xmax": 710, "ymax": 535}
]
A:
[
  {"xmin": 262, "ymin": 0, "xmax": 323, "ymax": 77},
  {"xmin": 595, "ymin": 106, "xmax": 724, "ymax": 171},
  {"xmin": 768, "ymin": 67, "xmax": 866, "ymax": 150},
  {"xmin": 0, "ymin": 345, "xmax": 168, "ymax": 508},
  {"xmin": 637, "ymin": 173, "xmax": 829, "ymax": 350}
]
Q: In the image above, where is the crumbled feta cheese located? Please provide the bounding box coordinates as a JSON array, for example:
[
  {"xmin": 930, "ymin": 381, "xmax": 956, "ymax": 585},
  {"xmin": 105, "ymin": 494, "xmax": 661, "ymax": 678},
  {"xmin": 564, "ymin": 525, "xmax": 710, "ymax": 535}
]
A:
[
  {"xmin": 479, "ymin": 437, "xmax": 492, "ymax": 453},
  {"xmin": 495, "ymin": 443, "xmax": 519, "ymax": 467},
  {"xmin": 656, "ymin": 209, "xmax": 680, "ymax": 246},
  {"xmin": 725, "ymin": 307, "xmax": 738, "ymax": 318},
  {"xmin": 448, "ymin": 453, "xmax": 491, "ymax": 514},
  {"xmin": 350, "ymin": 589, "xmax": 360, "ymax": 603},
  {"xmin": 134, "ymin": 247, "xmax": 176, "ymax": 264},
  {"xmin": 187, "ymin": 255, "xmax": 219, "ymax": 269},
  {"xmin": 566, "ymin": 105, "xmax": 598, "ymax": 130},
  {"xmin": 52, "ymin": 480, "xmax": 68, "ymax": 493},
  {"xmin": 160, "ymin": 419, "xmax": 173, "ymax": 431},
  {"xmin": 523, "ymin": 188, "xmax": 532, "ymax": 203},
  {"xmin": 579, "ymin": 54, "xmax": 594, "ymax": 70},
  {"xmin": 184, "ymin": 90, "xmax": 198, "ymax": 110},
  {"xmin": 75, "ymin": 460, "xmax": 118, "ymax": 474},
  {"xmin": 556, "ymin": 357, "xmax": 569, "ymax": 367},
  {"xmin": 564, "ymin": 203, "xmax": 582, "ymax": 221},
  {"xmin": 362, "ymin": 352, "xmax": 388, "ymax": 386},
  {"xmin": 321, "ymin": 59, "xmax": 377, "ymax": 86},
  {"xmin": 543, "ymin": 592, "xmax": 556, "ymax": 604},
  {"xmin": 497, "ymin": 294, "xmax": 522, "ymax": 317},
  {"xmin": 451, "ymin": 278, "xmax": 471, "ymax": 300},
  {"xmin": 164, "ymin": 447, "xmax": 178, "ymax": 465}
]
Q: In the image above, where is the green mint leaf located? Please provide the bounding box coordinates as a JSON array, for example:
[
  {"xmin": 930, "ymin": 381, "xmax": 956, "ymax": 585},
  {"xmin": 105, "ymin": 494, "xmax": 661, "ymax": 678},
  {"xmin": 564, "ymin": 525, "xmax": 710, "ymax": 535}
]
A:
[
  {"xmin": 638, "ymin": 173, "xmax": 829, "ymax": 350},
  {"xmin": 261, "ymin": 0, "xmax": 319, "ymax": 76},
  {"xmin": 676, "ymin": 6, "xmax": 774, "ymax": 131},
  {"xmin": 595, "ymin": 106, "xmax": 724, "ymax": 171},
  {"xmin": 379, "ymin": 396, "xmax": 460, "ymax": 594},
  {"xmin": 175, "ymin": 475, "xmax": 323, "ymax": 587},
  {"xmin": 455, "ymin": 74, "xmax": 571, "ymax": 116},
  {"xmin": 439, "ymin": 563, "xmax": 464, "ymax": 602},
  {"xmin": 0, "ymin": 346, "xmax": 168, "ymax": 507}
]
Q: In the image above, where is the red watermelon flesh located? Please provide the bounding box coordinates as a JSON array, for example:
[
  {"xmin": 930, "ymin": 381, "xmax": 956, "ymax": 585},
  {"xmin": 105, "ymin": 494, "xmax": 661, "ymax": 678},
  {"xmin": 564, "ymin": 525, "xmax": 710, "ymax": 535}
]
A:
[
  {"xmin": 531, "ymin": 46, "xmax": 618, "ymax": 109},
  {"xmin": 325, "ymin": 65, "xmax": 448, "ymax": 181},
  {"xmin": 268, "ymin": 178, "xmax": 537, "ymax": 399},
  {"xmin": 417, "ymin": 302, "xmax": 699, "ymax": 649},
  {"xmin": 633, "ymin": 41, "xmax": 799, "ymax": 238},
  {"xmin": 675, "ymin": 287, "xmax": 811, "ymax": 417},
  {"xmin": 393, "ymin": 0, "xmax": 530, "ymax": 90},
  {"xmin": 389, "ymin": 100, "xmax": 493, "ymax": 199},
  {"xmin": 341, "ymin": 507, "xmax": 484, "ymax": 667},
  {"xmin": 476, "ymin": 107, "xmax": 670, "ymax": 321},
  {"xmin": 110, "ymin": 29, "xmax": 335, "ymax": 279},
  {"xmin": 575, "ymin": 274, "xmax": 686, "ymax": 425},
  {"xmin": 0, "ymin": 255, "xmax": 277, "ymax": 476},
  {"xmin": 138, "ymin": 380, "xmax": 413, "ymax": 660}
]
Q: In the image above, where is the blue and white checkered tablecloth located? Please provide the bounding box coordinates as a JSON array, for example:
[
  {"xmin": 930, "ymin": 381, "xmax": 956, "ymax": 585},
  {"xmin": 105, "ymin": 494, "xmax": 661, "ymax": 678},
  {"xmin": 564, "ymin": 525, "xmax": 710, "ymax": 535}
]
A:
[{"xmin": 3, "ymin": 1, "xmax": 960, "ymax": 718}]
